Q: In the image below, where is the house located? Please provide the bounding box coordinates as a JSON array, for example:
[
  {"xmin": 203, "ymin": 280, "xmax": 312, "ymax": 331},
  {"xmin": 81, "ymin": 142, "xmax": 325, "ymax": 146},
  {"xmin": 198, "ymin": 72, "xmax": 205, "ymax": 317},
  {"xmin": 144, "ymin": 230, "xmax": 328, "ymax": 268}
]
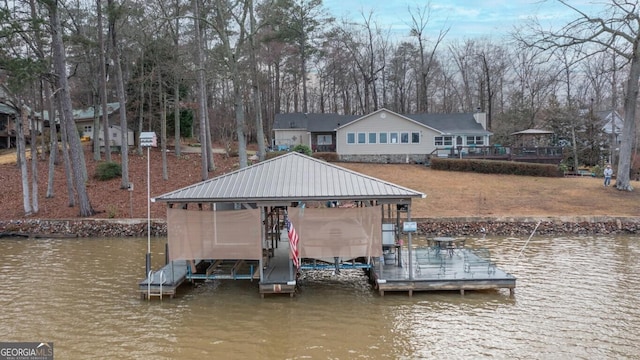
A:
[
  {"xmin": 273, "ymin": 108, "xmax": 491, "ymax": 163},
  {"xmin": 0, "ymin": 84, "xmax": 42, "ymax": 149},
  {"xmin": 73, "ymin": 102, "xmax": 124, "ymax": 145},
  {"xmin": 272, "ymin": 113, "xmax": 359, "ymax": 152},
  {"xmin": 41, "ymin": 102, "xmax": 133, "ymax": 148},
  {"xmin": 98, "ymin": 124, "xmax": 134, "ymax": 149},
  {"xmin": 0, "ymin": 102, "xmax": 18, "ymax": 149},
  {"xmin": 596, "ymin": 110, "xmax": 623, "ymax": 146}
]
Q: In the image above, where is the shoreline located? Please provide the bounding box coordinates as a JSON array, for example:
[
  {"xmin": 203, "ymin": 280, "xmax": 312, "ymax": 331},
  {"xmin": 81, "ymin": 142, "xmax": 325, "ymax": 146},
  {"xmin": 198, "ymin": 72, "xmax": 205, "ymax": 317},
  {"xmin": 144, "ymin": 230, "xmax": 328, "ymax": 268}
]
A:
[{"xmin": 1, "ymin": 216, "xmax": 639, "ymax": 238}]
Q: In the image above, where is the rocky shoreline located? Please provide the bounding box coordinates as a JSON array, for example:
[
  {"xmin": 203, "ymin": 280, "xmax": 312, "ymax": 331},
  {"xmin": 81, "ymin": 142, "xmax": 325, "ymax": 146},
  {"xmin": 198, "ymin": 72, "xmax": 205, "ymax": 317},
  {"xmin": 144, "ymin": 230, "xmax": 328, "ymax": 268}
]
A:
[{"xmin": 1, "ymin": 216, "xmax": 639, "ymax": 238}]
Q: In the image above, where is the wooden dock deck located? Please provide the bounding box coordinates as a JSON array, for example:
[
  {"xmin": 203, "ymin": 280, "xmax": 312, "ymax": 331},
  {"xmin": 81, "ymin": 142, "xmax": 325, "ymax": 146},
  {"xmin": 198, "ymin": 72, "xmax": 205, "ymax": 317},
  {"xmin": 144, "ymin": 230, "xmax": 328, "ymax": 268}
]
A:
[
  {"xmin": 371, "ymin": 247, "xmax": 516, "ymax": 296},
  {"xmin": 139, "ymin": 259, "xmax": 260, "ymax": 299},
  {"xmin": 138, "ymin": 260, "xmax": 193, "ymax": 300}
]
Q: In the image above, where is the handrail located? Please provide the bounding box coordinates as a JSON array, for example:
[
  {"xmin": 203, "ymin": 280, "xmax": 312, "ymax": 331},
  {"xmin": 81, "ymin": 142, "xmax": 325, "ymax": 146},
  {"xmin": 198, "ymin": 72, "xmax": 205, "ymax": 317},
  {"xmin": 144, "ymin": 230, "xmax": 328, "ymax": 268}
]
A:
[
  {"xmin": 147, "ymin": 270, "xmax": 154, "ymax": 301},
  {"xmin": 159, "ymin": 270, "xmax": 166, "ymax": 300},
  {"xmin": 147, "ymin": 269, "xmax": 167, "ymax": 300}
]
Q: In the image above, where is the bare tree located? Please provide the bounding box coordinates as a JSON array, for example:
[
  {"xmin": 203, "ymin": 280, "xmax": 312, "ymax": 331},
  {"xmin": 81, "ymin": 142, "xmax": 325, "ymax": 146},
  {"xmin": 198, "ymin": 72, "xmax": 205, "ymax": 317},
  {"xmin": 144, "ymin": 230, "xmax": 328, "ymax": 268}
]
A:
[
  {"xmin": 106, "ymin": 0, "xmax": 130, "ymax": 189},
  {"xmin": 48, "ymin": 0, "xmax": 95, "ymax": 216},
  {"xmin": 97, "ymin": 0, "xmax": 111, "ymax": 162},
  {"xmin": 519, "ymin": 0, "xmax": 640, "ymax": 191},
  {"xmin": 29, "ymin": 106, "xmax": 38, "ymax": 213},
  {"xmin": 408, "ymin": 4, "xmax": 448, "ymax": 113},
  {"xmin": 211, "ymin": 0, "xmax": 249, "ymax": 168},
  {"xmin": 17, "ymin": 104, "xmax": 32, "ymax": 215},
  {"xmin": 192, "ymin": 0, "xmax": 209, "ymax": 180},
  {"xmin": 45, "ymin": 84, "xmax": 58, "ymax": 199},
  {"xmin": 249, "ymin": 0, "xmax": 266, "ymax": 160}
]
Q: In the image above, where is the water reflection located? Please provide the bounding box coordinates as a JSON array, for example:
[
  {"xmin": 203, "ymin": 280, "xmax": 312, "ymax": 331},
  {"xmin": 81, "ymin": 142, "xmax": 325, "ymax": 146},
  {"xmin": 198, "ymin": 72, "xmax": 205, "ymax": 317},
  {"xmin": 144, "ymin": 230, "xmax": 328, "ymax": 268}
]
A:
[{"xmin": 0, "ymin": 235, "xmax": 638, "ymax": 359}]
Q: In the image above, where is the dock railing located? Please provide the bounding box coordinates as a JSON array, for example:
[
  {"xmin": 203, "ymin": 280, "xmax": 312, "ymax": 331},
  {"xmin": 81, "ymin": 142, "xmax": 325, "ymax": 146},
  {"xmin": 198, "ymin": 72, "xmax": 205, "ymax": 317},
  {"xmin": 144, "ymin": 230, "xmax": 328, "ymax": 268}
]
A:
[{"xmin": 430, "ymin": 145, "xmax": 563, "ymax": 164}]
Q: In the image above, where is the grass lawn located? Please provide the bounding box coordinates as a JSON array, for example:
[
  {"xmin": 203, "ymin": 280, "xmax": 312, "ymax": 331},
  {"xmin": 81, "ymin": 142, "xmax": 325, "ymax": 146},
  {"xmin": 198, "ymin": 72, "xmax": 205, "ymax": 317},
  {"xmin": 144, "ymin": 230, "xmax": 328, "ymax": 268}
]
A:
[{"xmin": 339, "ymin": 163, "xmax": 640, "ymax": 218}]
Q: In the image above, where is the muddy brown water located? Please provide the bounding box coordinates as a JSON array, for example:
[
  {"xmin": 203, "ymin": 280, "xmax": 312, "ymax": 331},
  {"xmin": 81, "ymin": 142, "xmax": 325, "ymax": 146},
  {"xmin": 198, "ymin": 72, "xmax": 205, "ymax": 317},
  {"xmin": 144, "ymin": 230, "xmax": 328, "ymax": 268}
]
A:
[{"xmin": 0, "ymin": 235, "xmax": 638, "ymax": 359}]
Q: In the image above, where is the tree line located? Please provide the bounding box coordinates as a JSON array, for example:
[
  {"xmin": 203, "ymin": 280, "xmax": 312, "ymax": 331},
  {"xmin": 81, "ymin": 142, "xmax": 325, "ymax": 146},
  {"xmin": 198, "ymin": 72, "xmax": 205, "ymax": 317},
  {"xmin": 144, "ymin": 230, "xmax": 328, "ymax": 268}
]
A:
[{"xmin": 0, "ymin": 0, "xmax": 638, "ymax": 217}]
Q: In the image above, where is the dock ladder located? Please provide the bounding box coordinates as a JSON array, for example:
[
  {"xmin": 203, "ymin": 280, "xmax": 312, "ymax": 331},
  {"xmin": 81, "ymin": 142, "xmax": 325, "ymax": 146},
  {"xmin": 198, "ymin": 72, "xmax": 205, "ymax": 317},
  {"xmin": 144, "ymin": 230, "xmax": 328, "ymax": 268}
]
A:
[{"xmin": 147, "ymin": 269, "xmax": 167, "ymax": 300}]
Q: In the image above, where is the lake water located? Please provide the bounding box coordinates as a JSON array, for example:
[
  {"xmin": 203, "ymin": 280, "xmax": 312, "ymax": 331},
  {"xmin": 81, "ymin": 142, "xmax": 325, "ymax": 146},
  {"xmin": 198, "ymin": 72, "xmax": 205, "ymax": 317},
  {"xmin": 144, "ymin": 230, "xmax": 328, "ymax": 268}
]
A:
[{"xmin": 0, "ymin": 234, "xmax": 638, "ymax": 359}]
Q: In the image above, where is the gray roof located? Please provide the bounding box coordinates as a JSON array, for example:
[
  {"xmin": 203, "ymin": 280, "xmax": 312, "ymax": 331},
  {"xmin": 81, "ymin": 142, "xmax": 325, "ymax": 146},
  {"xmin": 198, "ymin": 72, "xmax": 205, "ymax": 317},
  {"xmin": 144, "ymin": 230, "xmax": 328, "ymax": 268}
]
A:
[
  {"xmin": 596, "ymin": 110, "xmax": 623, "ymax": 134},
  {"xmin": 405, "ymin": 113, "xmax": 491, "ymax": 135},
  {"xmin": 0, "ymin": 103, "xmax": 17, "ymax": 115},
  {"xmin": 273, "ymin": 113, "xmax": 360, "ymax": 132},
  {"xmin": 36, "ymin": 102, "xmax": 121, "ymax": 122},
  {"xmin": 274, "ymin": 111, "xmax": 491, "ymax": 135},
  {"xmin": 154, "ymin": 152, "xmax": 425, "ymax": 203}
]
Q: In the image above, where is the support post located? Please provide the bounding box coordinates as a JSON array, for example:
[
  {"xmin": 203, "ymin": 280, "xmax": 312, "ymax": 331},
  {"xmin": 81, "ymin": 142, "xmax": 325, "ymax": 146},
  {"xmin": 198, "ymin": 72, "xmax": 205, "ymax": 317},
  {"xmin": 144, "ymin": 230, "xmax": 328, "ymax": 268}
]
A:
[
  {"xmin": 145, "ymin": 252, "xmax": 151, "ymax": 277},
  {"xmin": 146, "ymin": 145, "xmax": 151, "ymax": 276},
  {"xmin": 140, "ymin": 131, "xmax": 157, "ymax": 277}
]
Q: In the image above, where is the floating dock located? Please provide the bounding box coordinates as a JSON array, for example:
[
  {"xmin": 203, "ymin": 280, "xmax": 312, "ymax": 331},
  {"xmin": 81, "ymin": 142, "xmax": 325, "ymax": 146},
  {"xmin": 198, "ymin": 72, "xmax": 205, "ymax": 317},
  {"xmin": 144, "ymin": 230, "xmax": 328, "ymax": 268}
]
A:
[
  {"xmin": 138, "ymin": 260, "xmax": 192, "ymax": 300},
  {"xmin": 138, "ymin": 259, "xmax": 259, "ymax": 299},
  {"xmin": 370, "ymin": 246, "xmax": 516, "ymax": 296}
]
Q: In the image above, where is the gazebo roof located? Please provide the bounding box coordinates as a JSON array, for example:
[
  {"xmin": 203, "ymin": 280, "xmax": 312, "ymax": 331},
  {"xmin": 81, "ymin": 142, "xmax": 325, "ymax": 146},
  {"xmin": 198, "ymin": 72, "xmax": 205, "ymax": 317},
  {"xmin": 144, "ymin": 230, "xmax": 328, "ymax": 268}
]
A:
[
  {"xmin": 154, "ymin": 152, "xmax": 426, "ymax": 204},
  {"xmin": 511, "ymin": 129, "xmax": 554, "ymax": 135}
]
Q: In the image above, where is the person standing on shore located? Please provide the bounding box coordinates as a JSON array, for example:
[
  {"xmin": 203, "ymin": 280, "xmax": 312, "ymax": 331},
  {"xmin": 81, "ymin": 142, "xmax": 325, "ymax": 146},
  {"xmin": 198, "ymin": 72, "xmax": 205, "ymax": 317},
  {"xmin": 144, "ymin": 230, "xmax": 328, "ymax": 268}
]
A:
[{"xmin": 604, "ymin": 164, "xmax": 613, "ymax": 186}]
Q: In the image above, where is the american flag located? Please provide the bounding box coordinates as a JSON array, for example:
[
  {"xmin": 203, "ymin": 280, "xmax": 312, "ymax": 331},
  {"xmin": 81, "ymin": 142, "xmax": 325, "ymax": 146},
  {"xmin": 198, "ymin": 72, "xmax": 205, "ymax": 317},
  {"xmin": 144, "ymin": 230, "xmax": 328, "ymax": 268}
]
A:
[{"xmin": 286, "ymin": 217, "xmax": 300, "ymax": 269}]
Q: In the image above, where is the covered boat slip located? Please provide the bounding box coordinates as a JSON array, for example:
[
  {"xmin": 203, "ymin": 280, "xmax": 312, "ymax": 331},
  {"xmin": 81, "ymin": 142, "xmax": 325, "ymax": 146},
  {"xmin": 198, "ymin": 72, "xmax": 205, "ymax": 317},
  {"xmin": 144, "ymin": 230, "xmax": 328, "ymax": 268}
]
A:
[
  {"xmin": 147, "ymin": 152, "xmax": 516, "ymax": 298},
  {"xmin": 162, "ymin": 204, "xmax": 384, "ymax": 297}
]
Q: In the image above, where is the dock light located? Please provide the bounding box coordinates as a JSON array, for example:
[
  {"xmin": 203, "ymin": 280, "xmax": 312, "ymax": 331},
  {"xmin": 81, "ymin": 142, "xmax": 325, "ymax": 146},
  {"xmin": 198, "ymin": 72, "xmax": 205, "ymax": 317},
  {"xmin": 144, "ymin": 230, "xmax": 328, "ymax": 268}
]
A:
[{"xmin": 140, "ymin": 132, "xmax": 157, "ymax": 276}]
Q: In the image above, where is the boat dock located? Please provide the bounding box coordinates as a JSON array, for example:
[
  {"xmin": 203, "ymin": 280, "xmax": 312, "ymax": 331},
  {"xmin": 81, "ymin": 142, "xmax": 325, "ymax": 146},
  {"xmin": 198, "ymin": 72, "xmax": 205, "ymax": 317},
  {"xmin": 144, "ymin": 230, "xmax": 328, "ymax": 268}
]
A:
[
  {"xmin": 370, "ymin": 246, "xmax": 516, "ymax": 296},
  {"xmin": 139, "ymin": 244, "xmax": 515, "ymax": 299}
]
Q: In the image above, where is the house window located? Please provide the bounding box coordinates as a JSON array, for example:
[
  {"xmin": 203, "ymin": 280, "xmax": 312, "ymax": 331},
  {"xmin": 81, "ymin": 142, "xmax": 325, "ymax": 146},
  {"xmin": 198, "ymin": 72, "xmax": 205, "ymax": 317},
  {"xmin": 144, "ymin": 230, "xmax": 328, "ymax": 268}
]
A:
[
  {"xmin": 435, "ymin": 136, "xmax": 453, "ymax": 146},
  {"xmin": 317, "ymin": 134, "xmax": 332, "ymax": 145},
  {"xmin": 357, "ymin": 132, "xmax": 366, "ymax": 144},
  {"xmin": 368, "ymin": 133, "xmax": 376, "ymax": 144},
  {"xmin": 412, "ymin": 132, "xmax": 420, "ymax": 143},
  {"xmin": 390, "ymin": 132, "xmax": 398, "ymax": 144},
  {"xmin": 400, "ymin": 132, "xmax": 409, "ymax": 144},
  {"xmin": 84, "ymin": 125, "xmax": 92, "ymax": 134},
  {"xmin": 379, "ymin": 132, "xmax": 388, "ymax": 144},
  {"xmin": 467, "ymin": 136, "xmax": 484, "ymax": 145},
  {"xmin": 347, "ymin": 133, "xmax": 355, "ymax": 144}
]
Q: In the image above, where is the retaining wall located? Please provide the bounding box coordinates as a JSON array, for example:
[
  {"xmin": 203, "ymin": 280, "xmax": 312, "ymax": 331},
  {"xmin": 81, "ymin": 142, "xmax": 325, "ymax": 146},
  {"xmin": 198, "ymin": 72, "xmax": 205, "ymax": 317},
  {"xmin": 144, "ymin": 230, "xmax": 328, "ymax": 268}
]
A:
[{"xmin": 1, "ymin": 216, "xmax": 639, "ymax": 238}]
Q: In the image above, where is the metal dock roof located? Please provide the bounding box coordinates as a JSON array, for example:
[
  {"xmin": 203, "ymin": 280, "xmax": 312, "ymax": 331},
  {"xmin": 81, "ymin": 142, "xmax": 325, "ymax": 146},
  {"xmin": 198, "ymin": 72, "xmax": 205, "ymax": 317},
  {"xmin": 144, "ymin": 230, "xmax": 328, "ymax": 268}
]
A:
[{"xmin": 154, "ymin": 152, "xmax": 426, "ymax": 203}]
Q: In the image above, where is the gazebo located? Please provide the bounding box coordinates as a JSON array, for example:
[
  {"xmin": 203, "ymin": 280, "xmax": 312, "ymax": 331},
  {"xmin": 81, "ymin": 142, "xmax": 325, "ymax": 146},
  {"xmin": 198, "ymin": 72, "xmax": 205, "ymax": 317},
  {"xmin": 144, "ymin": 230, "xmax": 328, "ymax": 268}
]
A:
[{"xmin": 511, "ymin": 129, "xmax": 554, "ymax": 147}]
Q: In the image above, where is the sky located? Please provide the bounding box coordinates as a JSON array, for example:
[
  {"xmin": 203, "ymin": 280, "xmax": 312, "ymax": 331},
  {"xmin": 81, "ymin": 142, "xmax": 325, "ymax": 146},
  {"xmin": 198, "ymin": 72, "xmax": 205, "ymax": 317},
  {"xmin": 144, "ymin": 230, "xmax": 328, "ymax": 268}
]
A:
[{"xmin": 322, "ymin": 0, "xmax": 605, "ymax": 42}]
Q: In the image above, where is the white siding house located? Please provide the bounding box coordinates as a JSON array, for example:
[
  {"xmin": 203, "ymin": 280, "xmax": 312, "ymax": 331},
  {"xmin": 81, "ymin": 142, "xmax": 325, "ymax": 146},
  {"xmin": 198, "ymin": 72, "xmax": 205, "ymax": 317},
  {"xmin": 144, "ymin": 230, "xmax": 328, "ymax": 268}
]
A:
[
  {"xmin": 273, "ymin": 128, "xmax": 308, "ymax": 151},
  {"xmin": 273, "ymin": 109, "xmax": 491, "ymax": 163},
  {"xmin": 336, "ymin": 109, "xmax": 492, "ymax": 163},
  {"xmin": 98, "ymin": 124, "xmax": 134, "ymax": 147},
  {"xmin": 336, "ymin": 109, "xmax": 434, "ymax": 162}
]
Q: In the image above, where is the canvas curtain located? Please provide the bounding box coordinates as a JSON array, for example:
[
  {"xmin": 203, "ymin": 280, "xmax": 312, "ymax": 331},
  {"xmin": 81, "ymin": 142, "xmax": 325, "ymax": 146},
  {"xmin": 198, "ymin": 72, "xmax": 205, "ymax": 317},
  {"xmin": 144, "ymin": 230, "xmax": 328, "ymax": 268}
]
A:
[
  {"xmin": 167, "ymin": 208, "xmax": 262, "ymax": 261},
  {"xmin": 289, "ymin": 206, "xmax": 383, "ymax": 260}
]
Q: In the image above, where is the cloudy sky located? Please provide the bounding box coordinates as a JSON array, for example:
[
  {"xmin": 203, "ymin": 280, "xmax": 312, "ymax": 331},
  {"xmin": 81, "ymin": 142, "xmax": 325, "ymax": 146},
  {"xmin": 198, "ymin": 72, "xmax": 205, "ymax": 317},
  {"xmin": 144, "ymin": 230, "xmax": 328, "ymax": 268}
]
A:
[{"xmin": 323, "ymin": 0, "xmax": 604, "ymax": 41}]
